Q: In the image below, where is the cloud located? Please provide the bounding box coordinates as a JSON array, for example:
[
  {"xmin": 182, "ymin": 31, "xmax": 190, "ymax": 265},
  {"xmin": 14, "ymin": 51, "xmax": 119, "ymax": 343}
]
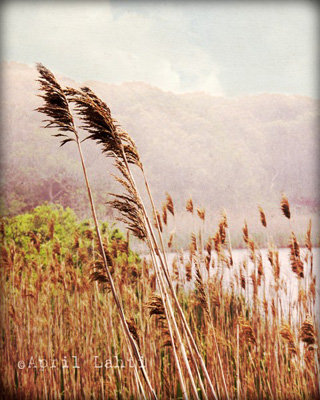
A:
[
  {"xmin": 2, "ymin": 1, "xmax": 224, "ymax": 95},
  {"xmin": 1, "ymin": 1, "xmax": 316, "ymax": 97}
]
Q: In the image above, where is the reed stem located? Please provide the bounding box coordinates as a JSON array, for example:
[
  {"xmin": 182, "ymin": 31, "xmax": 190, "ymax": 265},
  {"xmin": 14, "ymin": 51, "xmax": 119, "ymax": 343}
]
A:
[{"xmin": 75, "ymin": 138, "xmax": 158, "ymax": 400}]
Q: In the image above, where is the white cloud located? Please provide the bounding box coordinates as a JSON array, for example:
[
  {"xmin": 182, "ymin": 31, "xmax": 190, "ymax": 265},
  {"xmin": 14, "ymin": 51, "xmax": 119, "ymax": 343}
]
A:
[
  {"xmin": 1, "ymin": 1, "xmax": 316, "ymax": 97},
  {"xmin": 2, "ymin": 1, "xmax": 224, "ymax": 95}
]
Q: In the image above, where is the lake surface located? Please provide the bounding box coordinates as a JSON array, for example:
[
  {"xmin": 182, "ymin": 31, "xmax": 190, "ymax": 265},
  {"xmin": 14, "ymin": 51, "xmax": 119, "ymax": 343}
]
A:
[{"xmin": 148, "ymin": 247, "xmax": 320, "ymax": 327}]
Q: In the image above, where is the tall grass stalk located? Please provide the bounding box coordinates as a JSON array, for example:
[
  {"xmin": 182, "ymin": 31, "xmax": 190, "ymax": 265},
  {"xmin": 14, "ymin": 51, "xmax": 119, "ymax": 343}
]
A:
[
  {"xmin": 64, "ymin": 83, "xmax": 200, "ymax": 398},
  {"xmin": 35, "ymin": 64, "xmax": 157, "ymax": 400}
]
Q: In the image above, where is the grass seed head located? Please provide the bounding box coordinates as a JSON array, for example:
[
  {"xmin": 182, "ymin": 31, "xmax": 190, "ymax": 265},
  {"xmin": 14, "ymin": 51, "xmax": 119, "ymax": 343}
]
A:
[
  {"xmin": 258, "ymin": 206, "xmax": 267, "ymax": 227},
  {"xmin": 299, "ymin": 316, "xmax": 316, "ymax": 345},
  {"xmin": 281, "ymin": 194, "xmax": 291, "ymax": 219},
  {"xmin": 197, "ymin": 207, "xmax": 205, "ymax": 221},
  {"xmin": 186, "ymin": 198, "xmax": 194, "ymax": 213},
  {"xmin": 165, "ymin": 193, "xmax": 174, "ymax": 216}
]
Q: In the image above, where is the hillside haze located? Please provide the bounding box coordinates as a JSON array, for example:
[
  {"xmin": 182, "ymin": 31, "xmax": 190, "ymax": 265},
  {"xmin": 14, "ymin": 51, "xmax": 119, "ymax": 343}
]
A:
[{"xmin": 1, "ymin": 62, "xmax": 319, "ymax": 227}]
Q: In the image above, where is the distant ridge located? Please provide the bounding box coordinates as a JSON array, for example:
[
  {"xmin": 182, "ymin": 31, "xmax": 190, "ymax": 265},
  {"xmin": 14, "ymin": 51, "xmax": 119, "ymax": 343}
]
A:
[{"xmin": 1, "ymin": 62, "xmax": 319, "ymax": 220}]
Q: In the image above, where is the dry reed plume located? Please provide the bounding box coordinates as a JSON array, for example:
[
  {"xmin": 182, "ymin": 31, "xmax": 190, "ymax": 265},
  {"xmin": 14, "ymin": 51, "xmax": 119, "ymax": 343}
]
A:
[{"xmin": 281, "ymin": 194, "xmax": 291, "ymax": 219}]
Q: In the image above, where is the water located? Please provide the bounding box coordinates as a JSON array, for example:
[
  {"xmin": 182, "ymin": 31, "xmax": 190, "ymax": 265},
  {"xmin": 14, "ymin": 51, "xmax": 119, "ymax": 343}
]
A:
[{"xmin": 153, "ymin": 247, "xmax": 320, "ymax": 326}]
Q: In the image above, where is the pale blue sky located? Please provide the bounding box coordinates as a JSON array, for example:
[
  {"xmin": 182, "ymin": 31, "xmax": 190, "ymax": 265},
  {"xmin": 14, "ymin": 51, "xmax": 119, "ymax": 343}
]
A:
[{"xmin": 2, "ymin": 1, "xmax": 318, "ymax": 97}]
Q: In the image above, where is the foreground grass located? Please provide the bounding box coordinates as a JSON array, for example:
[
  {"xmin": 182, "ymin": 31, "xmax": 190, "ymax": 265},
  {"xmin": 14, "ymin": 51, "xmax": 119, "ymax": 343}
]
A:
[{"xmin": 0, "ymin": 204, "xmax": 319, "ymax": 399}]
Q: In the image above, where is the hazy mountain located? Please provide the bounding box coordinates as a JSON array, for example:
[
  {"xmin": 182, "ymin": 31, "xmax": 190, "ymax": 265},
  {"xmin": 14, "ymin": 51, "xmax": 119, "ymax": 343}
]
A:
[{"xmin": 1, "ymin": 62, "xmax": 319, "ymax": 225}]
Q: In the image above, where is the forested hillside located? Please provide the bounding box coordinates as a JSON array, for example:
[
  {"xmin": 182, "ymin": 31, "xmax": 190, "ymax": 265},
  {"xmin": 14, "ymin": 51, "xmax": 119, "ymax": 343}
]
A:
[{"xmin": 1, "ymin": 62, "xmax": 318, "ymax": 233}]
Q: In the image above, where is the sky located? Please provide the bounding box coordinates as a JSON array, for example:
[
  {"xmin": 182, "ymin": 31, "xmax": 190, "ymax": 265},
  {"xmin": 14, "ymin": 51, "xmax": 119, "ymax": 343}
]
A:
[{"xmin": 1, "ymin": 0, "xmax": 318, "ymax": 97}]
